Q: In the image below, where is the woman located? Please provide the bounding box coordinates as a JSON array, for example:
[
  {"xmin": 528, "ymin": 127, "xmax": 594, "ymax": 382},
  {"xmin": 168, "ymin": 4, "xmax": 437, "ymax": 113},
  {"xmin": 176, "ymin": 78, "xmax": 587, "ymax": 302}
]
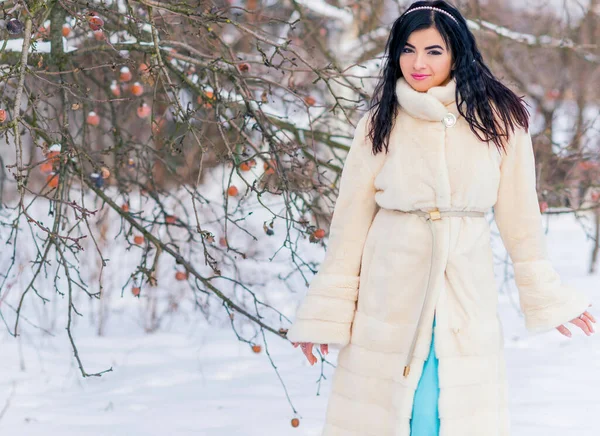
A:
[{"xmin": 287, "ymin": 1, "xmax": 596, "ymax": 435}]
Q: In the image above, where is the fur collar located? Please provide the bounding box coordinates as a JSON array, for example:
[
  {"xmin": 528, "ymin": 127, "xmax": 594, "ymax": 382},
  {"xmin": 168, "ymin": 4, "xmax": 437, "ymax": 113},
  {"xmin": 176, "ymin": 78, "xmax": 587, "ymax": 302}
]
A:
[{"xmin": 395, "ymin": 76, "xmax": 459, "ymax": 123}]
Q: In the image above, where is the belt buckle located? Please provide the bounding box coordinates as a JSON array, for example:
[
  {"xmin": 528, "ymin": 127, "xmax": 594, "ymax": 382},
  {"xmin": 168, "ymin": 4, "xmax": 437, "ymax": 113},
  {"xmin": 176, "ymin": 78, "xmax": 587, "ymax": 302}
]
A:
[{"xmin": 428, "ymin": 208, "xmax": 441, "ymax": 221}]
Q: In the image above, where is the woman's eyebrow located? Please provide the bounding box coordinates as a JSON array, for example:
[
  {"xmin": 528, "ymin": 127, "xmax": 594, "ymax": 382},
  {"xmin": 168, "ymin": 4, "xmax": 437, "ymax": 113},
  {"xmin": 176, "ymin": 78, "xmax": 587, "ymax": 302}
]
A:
[{"xmin": 404, "ymin": 43, "xmax": 445, "ymax": 50}]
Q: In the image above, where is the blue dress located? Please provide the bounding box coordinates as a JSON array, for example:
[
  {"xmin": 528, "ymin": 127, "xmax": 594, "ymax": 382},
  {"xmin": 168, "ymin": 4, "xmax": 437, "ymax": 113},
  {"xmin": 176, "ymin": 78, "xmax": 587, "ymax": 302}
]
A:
[{"xmin": 409, "ymin": 313, "xmax": 440, "ymax": 435}]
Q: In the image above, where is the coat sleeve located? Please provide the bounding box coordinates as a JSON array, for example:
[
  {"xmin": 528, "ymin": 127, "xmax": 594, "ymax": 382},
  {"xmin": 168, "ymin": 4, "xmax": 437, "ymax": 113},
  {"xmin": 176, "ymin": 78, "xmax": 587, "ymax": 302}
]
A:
[
  {"xmin": 493, "ymin": 127, "xmax": 591, "ymax": 333},
  {"xmin": 286, "ymin": 113, "xmax": 378, "ymax": 346}
]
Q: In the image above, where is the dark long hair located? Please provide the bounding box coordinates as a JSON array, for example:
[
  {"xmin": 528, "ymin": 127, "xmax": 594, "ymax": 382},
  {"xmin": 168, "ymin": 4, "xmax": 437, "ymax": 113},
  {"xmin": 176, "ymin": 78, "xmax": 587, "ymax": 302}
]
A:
[{"xmin": 368, "ymin": 0, "xmax": 529, "ymax": 155}]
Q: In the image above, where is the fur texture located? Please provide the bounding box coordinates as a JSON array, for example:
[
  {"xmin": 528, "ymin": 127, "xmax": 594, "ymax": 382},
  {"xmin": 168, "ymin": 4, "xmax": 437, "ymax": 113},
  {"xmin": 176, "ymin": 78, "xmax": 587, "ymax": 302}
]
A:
[{"xmin": 286, "ymin": 76, "xmax": 591, "ymax": 436}]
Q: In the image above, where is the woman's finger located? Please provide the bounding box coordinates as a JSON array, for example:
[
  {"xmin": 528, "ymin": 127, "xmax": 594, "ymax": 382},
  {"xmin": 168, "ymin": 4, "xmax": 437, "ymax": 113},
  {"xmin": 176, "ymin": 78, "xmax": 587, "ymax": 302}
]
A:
[
  {"xmin": 301, "ymin": 342, "xmax": 317, "ymax": 365},
  {"xmin": 583, "ymin": 310, "xmax": 596, "ymax": 324},
  {"xmin": 556, "ymin": 324, "xmax": 572, "ymax": 337},
  {"xmin": 580, "ymin": 312, "xmax": 596, "ymax": 333},
  {"xmin": 570, "ymin": 317, "xmax": 593, "ymax": 336},
  {"xmin": 320, "ymin": 343, "xmax": 328, "ymax": 356}
]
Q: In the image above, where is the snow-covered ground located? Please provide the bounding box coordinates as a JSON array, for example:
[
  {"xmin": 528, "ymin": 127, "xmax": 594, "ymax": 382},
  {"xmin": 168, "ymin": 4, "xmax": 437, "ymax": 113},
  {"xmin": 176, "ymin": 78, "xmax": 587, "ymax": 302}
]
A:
[{"xmin": 0, "ymin": 210, "xmax": 598, "ymax": 435}]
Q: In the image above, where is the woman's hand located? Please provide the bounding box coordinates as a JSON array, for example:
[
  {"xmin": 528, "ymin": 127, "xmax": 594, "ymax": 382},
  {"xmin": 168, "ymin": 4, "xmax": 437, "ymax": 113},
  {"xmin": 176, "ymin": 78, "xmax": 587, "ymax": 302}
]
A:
[
  {"xmin": 291, "ymin": 341, "xmax": 329, "ymax": 365},
  {"xmin": 556, "ymin": 303, "xmax": 596, "ymax": 337}
]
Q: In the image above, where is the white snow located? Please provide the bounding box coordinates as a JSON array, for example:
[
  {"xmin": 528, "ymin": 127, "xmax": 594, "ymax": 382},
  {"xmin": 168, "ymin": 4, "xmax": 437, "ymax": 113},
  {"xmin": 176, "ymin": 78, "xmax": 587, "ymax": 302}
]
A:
[
  {"xmin": 0, "ymin": 200, "xmax": 597, "ymax": 434},
  {"xmin": 294, "ymin": 0, "xmax": 354, "ymax": 25}
]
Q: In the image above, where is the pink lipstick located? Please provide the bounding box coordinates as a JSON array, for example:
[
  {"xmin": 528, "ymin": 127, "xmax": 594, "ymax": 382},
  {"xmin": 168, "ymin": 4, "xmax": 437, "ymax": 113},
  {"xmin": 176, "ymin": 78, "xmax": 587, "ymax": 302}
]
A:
[{"xmin": 411, "ymin": 74, "xmax": 430, "ymax": 81}]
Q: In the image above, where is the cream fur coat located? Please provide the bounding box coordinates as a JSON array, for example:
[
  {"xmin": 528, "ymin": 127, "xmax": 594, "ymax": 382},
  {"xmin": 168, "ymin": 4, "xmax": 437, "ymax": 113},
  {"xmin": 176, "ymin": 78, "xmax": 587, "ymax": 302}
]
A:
[{"xmin": 286, "ymin": 76, "xmax": 592, "ymax": 436}]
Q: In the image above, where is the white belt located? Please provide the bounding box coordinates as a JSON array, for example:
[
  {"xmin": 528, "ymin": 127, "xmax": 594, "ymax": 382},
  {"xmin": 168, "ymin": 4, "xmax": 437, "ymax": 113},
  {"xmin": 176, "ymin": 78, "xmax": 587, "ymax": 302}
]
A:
[{"xmin": 397, "ymin": 208, "xmax": 486, "ymax": 377}]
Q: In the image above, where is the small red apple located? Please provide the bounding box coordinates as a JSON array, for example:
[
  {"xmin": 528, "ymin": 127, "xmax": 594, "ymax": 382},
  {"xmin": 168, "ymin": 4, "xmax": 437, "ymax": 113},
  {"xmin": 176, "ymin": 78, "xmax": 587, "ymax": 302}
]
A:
[
  {"xmin": 137, "ymin": 103, "xmax": 151, "ymax": 118},
  {"xmin": 227, "ymin": 185, "xmax": 239, "ymax": 197},
  {"xmin": 263, "ymin": 160, "xmax": 276, "ymax": 175},
  {"xmin": 304, "ymin": 96, "xmax": 316, "ymax": 106},
  {"xmin": 139, "ymin": 63, "xmax": 151, "ymax": 75},
  {"xmin": 47, "ymin": 173, "xmax": 59, "ymax": 188},
  {"xmin": 86, "ymin": 111, "xmax": 100, "ymax": 126},
  {"xmin": 93, "ymin": 29, "xmax": 104, "ymax": 41},
  {"xmin": 175, "ymin": 271, "xmax": 188, "ymax": 281},
  {"xmin": 40, "ymin": 160, "xmax": 53, "ymax": 173},
  {"xmin": 119, "ymin": 66, "xmax": 132, "ymax": 82},
  {"xmin": 313, "ymin": 228, "xmax": 326, "ymax": 239},
  {"xmin": 130, "ymin": 82, "xmax": 143, "ymax": 97},
  {"xmin": 87, "ymin": 13, "xmax": 104, "ymax": 31},
  {"xmin": 110, "ymin": 80, "xmax": 121, "ymax": 97}
]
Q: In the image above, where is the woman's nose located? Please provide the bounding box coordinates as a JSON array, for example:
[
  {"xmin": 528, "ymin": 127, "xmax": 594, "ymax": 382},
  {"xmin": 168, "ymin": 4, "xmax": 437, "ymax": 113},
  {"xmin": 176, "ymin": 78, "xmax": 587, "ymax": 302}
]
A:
[{"xmin": 414, "ymin": 54, "xmax": 426, "ymax": 70}]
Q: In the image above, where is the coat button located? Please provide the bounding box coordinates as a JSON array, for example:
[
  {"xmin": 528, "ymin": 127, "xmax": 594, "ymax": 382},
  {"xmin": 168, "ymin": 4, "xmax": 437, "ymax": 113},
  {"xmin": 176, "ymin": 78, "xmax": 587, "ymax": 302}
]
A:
[{"xmin": 442, "ymin": 113, "xmax": 457, "ymax": 128}]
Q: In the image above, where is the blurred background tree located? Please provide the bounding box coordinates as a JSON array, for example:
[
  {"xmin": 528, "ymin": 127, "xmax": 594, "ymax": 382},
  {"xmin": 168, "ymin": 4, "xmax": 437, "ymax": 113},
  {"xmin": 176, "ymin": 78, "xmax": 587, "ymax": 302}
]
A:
[{"xmin": 0, "ymin": 0, "xmax": 597, "ymax": 381}]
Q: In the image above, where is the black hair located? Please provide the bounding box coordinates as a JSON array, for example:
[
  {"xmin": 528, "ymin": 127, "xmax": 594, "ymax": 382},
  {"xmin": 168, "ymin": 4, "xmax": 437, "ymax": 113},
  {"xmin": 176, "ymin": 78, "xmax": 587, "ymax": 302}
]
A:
[{"xmin": 367, "ymin": 0, "xmax": 530, "ymax": 155}]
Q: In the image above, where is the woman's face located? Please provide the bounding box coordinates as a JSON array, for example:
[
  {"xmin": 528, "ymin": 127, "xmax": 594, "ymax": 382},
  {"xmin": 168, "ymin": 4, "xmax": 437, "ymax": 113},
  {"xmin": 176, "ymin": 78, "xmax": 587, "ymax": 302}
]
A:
[{"xmin": 399, "ymin": 27, "xmax": 453, "ymax": 92}]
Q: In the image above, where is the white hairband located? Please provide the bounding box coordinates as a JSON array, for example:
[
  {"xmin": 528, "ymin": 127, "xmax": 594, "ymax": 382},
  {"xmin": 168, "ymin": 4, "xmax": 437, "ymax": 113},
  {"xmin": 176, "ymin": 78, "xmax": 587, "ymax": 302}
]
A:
[{"xmin": 403, "ymin": 6, "xmax": 458, "ymax": 24}]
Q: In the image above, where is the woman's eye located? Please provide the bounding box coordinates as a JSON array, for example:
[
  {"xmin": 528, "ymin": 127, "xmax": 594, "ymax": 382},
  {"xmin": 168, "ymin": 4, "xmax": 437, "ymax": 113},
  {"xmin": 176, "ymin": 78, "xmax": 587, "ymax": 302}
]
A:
[{"xmin": 401, "ymin": 49, "xmax": 442, "ymax": 55}]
